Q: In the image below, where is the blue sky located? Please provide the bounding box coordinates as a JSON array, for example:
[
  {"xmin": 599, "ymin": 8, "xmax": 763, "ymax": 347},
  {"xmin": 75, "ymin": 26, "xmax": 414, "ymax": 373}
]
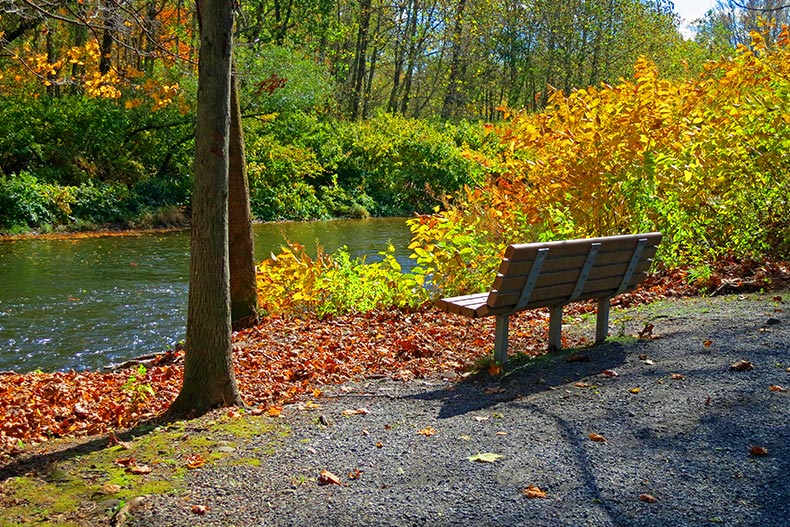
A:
[
  {"xmin": 673, "ymin": 0, "xmax": 718, "ymax": 37},
  {"xmin": 674, "ymin": 0, "xmax": 717, "ymax": 23}
]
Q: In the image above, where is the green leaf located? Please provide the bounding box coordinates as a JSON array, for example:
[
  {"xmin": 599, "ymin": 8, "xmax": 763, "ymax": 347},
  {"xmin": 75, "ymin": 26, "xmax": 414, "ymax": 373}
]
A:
[{"xmin": 468, "ymin": 453, "xmax": 503, "ymax": 463}]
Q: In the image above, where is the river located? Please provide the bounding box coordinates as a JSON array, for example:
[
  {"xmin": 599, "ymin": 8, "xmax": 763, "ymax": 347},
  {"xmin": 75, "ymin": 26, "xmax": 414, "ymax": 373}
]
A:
[{"xmin": 0, "ymin": 218, "xmax": 412, "ymax": 373}]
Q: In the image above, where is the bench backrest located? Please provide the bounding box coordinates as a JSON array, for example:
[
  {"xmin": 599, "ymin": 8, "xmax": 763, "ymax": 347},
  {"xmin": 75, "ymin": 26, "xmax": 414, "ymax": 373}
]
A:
[{"xmin": 487, "ymin": 232, "xmax": 662, "ymax": 312}]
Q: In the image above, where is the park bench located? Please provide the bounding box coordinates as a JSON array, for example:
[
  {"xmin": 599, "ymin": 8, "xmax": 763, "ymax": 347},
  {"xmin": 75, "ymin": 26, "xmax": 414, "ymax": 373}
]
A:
[{"xmin": 437, "ymin": 232, "xmax": 662, "ymax": 363}]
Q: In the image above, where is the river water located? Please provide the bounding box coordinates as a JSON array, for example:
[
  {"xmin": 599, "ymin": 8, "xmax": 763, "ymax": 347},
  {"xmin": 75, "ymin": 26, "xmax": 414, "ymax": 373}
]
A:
[{"xmin": 0, "ymin": 218, "xmax": 412, "ymax": 373}]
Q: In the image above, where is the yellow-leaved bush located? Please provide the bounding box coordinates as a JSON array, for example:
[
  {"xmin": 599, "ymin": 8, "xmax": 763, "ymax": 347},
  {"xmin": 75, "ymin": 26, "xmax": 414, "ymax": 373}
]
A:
[{"xmin": 414, "ymin": 25, "xmax": 790, "ymax": 287}]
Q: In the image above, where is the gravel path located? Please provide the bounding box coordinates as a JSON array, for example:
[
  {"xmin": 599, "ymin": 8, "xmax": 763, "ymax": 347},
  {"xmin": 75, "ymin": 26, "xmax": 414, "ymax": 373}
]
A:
[{"xmin": 129, "ymin": 293, "xmax": 789, "ymax": 527}]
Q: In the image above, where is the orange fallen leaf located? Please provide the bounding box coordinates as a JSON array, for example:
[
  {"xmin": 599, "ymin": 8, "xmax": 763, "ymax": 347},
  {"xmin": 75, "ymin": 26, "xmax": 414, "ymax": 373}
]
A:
[
  {"xmin": 488, "ymin": 363, "xmax": 502, "ymax": 376},
  {"xmin": 348, "ymin": 469, "xmax": 363, "ymax": 480},
  {"xmin": 574, "ymin": 382, "xmax": 590, "ymax": 388},
  {"xmin": 638, "ymin": 323, "xmax": 654, "ymax": 338},
  {"xmin": 588, "ymin": 433, "xmax": 607, "ymax": 442},
  {"xmin": 703, "ymin": 340, "xmax": 713, "ymax": 348},
  {"xmin": 639, "ymin": 493, "xmax": 658, "ymax": 503},
  {"xmin": 114, "ymin": 457, "xmax": 136, "ymax": 467},
  {"xmin": 318, "ymin": 470, "xmax": 343, "ymax": 486},
  {"xmin": 749, "ymin": 446, "xmax": 769, "ymax": 456},
  {"xmin": 185, "ymin": 454, "xmax": 205, "ymax": 469},
  {"xmin": 417, "ymin": 427, "xmax": 436, "ymax": 436},
  {"xmin": 671, "ymin": 373, "xmax": 685, "ymax": 380},
  {"xmin": 523, "ymin": 485, "xmax": 547, "ymax": 499},
  {"xmin": 376, "ymin": 441, "xmax": 384, "ymax": 448},
  {"xmin": 769, "ymin": 385, "xmax": 785, "ymax": 392},
  {"xmin": 267, "ymin": 406, "xmax": 283, "ymax": 417},
  {"xmin": 191, "ymin": 505, "xmax": 210, "ymax": 515},
  {"xmin": 602, "ymin": 370, "xmax": 618, "ymax": 378}
]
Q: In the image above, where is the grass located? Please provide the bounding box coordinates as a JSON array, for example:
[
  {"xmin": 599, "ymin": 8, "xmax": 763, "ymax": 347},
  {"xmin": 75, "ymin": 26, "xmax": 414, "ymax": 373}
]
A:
[{"xmin": 0, "ymin": 409, "xmax": 288, "ymax": 527}]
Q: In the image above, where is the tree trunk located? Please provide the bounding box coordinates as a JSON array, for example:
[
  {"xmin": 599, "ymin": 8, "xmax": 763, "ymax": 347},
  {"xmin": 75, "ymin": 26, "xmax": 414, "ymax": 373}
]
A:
[
  {"xmin": 228, "ymin": 70, "xmax": 259, "ymax": 329},
  {"xmin": 441, "ymin": 0, "xmax": 468, "ymax": 119},
  {"xmin": 169, "ymin": 0, "xmax": 242, "ymax": 415}
]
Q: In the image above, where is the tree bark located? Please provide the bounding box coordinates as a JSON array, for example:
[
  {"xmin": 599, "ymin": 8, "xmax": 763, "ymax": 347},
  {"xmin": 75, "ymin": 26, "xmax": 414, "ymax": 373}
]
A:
[
  {"xmin": 169, "ymin": 0, "xmax": 243, "ymax": 415},
  {"xmin": 228, "ymin": 70, "xmax": 259, "ymax": 329}
]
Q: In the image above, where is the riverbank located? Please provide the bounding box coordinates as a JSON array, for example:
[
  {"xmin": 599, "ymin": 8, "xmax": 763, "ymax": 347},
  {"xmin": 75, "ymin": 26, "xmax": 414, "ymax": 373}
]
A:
[{"xmin": 1, "ymin": 292, "xmax": 787, "ymax": 526}]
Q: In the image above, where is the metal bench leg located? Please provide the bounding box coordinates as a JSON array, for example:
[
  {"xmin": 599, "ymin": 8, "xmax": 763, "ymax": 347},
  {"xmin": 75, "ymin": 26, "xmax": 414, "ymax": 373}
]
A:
[
  {"xmin": 596, "ymin": 298, "xmax": 610, "ymax": 344},
  {"xmin": 548, "ymin": 305, "xmax": 563, "ymax": 351},
  {"xmin": 494, "ymin": 315, "xmax": 509, "ymax": 364}
]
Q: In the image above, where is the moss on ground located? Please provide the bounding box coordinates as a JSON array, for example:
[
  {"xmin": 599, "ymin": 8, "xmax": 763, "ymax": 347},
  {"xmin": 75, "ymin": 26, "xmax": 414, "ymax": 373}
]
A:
[{"xmin": 0, "ymin": 410, "xmax": 287, "ymax": 527}]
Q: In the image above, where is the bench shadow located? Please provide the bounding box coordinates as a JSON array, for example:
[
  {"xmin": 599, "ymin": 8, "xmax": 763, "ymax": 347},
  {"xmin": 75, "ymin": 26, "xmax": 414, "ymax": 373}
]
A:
[{"xmin": 404, "ymin": 341, "xmax": 633, "ymax": 419}]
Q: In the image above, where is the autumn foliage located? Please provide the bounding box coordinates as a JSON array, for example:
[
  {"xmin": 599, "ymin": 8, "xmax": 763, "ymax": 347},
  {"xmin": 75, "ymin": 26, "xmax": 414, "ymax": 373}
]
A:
[{"xmin": 409, "ymin": 25, "xmax": 790, "ymax": 296}]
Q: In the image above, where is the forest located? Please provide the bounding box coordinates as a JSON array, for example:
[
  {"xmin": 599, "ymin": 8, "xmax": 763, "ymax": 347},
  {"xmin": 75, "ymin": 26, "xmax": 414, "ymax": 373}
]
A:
[{"xmin": 1, "ymin": 0, "xmax": 785, "ymax": 231}]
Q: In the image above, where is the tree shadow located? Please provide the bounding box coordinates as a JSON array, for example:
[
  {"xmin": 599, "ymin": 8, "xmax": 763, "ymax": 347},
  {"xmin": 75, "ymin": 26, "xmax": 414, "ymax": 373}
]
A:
[{"xmin": 0, "ymin": 414, "xmax": 177, "ymax": 482}]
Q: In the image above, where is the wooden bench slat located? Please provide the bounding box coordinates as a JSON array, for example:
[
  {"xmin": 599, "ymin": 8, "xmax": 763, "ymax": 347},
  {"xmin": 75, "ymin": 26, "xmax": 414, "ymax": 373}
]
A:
[
  {"xmin": 487, "ymin": 272, "xmax": 649, "ymax": 309},
  {"xmin": 497, "ymin": 246, "xmax": 658, "ymax": 277},
  {"xmin": 503, "ymin": 232, "xmax": 662, "ymax": 262},
  {"xmin": 492, "ymin": 259, "xmax": 653, "ymax": 292}
]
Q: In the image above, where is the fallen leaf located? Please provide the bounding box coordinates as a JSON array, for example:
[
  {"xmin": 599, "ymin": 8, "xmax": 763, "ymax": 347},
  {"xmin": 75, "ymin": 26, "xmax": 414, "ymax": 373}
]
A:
[
  {"xmin": 638, "ymin": 323, "xmax": 654, "ymax": 338},
  {"xmin": 703, "ymin": 340, "xmax": 713, "ymax": 348},
  {"xmin": 769, "ymin": 385, "xmax": 786, "ymax": 392},
  {"xmin": 100, "ymin": 484, "xmax": 121, "ymax": 495},
  {"xmin": 602, "ymin": 370, "xmax": 618, "ymax": 378},
  {"xmin": 642, "ymin": 359, "xmax": 655, "ymax": 365},
  {"xmin": 191, "ymin": 505, "xmax": 210, "ymax": 515},
  {"xmin": 523, "ymin": 485, "xmax": 547, "ymax": 499},
  {"xmin": 639, "ymin": 493, "xmax": 658, "ymax": 503},
  {"xmin": 573, "ymin": 382, "xmax": 590, "ymax": 388},
  {"xmin": 588, "ymin": 433, "xmax": 607, "ymax": 442},
  {"xmin": 72, "ymin": 403, "xmax": 89, "ymax": 419},
  {"xmin": 114, "ymin": 457, "xmax": 136, "ymax": 467},
  {"xmin": 629, "ymin": 387, "xmax": 641, "ymax": 394},
  {"xmin": 749, "ymin": 446, "xmax": 769, "ymax": 457},
  {"xmin": 341, "ymin": 408, "xmax": 370, "ymax": 416},
  {"xmin": 705, "ymin": 396, "xmax": 711, "ymax": 406},
  {"xmin": 468, "ymin": 452, "xmax": 503, "ymax": 463},
  {"xmin": 671, "ymin": 373, "xmax": 685, "ymax": 380},
  {"xmin": 185, "ymin": 454, "xmax": 205, "ymax": 469},
  {"xmin": 266, "ymin": 406, "xmax": 283, "ymax": 417},
  {"xmin": 730, "ymin": 360, "xmax": 754, "ymax": 371},
  {"xmin": 348, "ymin": 469, "xmax": 362, "ymax": 480},
  {"xmin": 473, "ymin": 416, "xmax": 489, "ymax": 422},
  {"xmin": 376, "ymin": 441, "xmax": 384, "ymax": 448},
  {"xmin": 488, "ymin": 363, "xmax": 502, "ymax": 376},
  {"xmin": 772, "ymin": 295, "xmax": 783, "ymax": 303},
  {"xmin": 128, "ymin": 464, "xmax": 152, "ymax": 475},
  {"xmin": 496, "ymin": 431, "xmax": 507, "ymax": 436},
  {"xmin": 318, "ymin": 470, "xmax": 343, "ymax": 486},
  {"xmin": 417, "ymin": 427, "xmax": 436, "ymax": 436}
]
